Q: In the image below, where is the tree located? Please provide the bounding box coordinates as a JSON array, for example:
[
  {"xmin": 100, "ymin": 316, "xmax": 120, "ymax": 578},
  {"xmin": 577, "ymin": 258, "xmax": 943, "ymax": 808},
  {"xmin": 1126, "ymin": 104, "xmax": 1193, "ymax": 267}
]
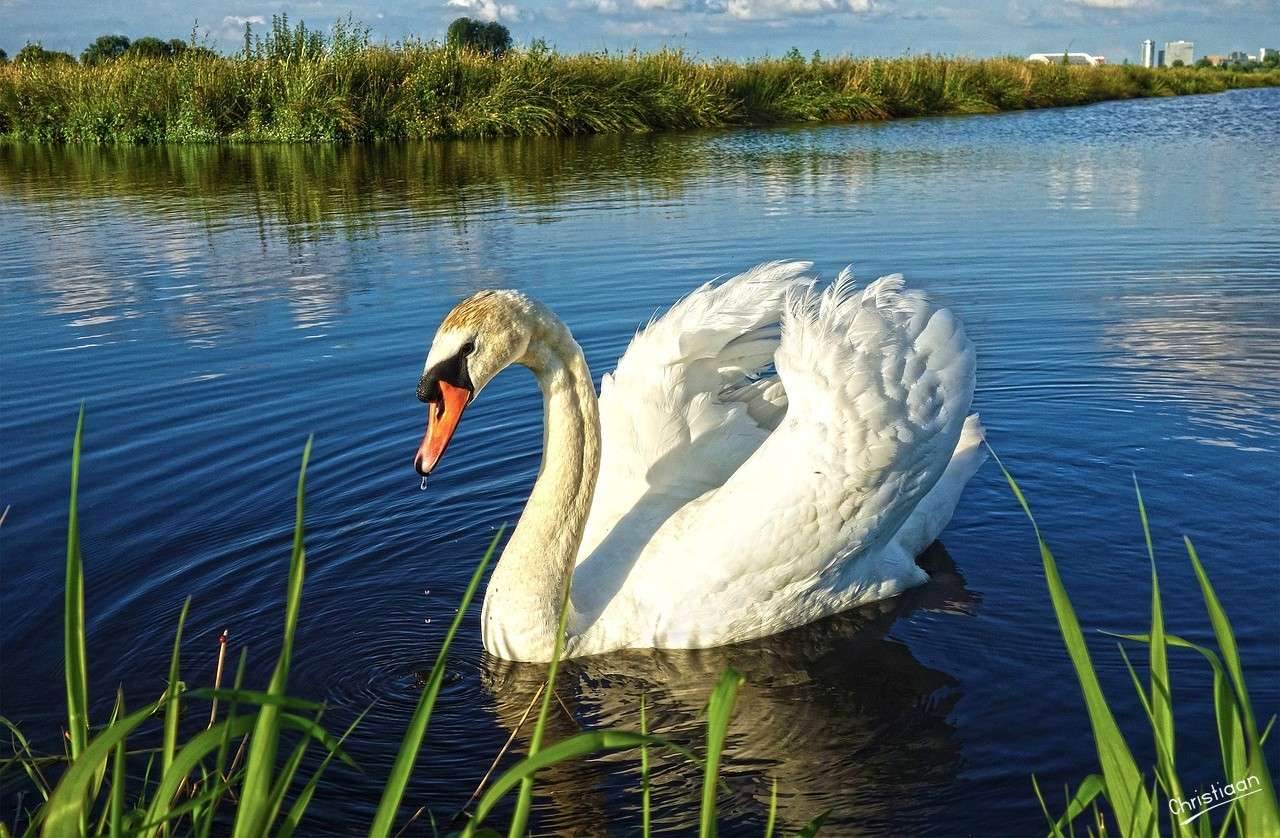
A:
[
  {"xmin": 446, "ymin": 16, "xmax": 512, "ymax": 57},
  {"xmin": 15, "ymin": 42, "xmax": 75, "ymax": 64},
  {"xmin": 127, "ymin": 36, "xmax": 172, "ymax": 58},
  {"xmin": 1171, "ymin": 58, "xmax": 1184, "ymax": 67},
  {"xmin": 446, "ymin": 17, "xmax": 477, "ymax": 48},
  {"xmin": 479, "ymin": 21, "xmax": 513, "ymax": 55},
  {"xmin": 81, "ymin": 34, "xmax": 131, "ymax": 65},
  {"xmin": 0, "ymin": 48, "xmax": 7, "ymax": 64},
  {"xmin": 1195, "ymin": 57, "xmax": 1211, "ymax": 69}
]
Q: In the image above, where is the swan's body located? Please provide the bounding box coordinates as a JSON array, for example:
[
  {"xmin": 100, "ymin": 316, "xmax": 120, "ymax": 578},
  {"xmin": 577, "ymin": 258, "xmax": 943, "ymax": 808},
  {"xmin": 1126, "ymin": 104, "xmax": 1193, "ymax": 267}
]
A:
[{"xmin": 414, "ymin": 262, "xmax": 985, "ymax": 662}]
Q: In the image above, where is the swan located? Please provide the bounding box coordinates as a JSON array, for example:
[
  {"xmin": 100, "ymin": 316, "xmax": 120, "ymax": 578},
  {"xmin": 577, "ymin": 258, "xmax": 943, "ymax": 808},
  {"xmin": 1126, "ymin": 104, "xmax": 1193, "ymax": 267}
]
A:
[{"xmin": 413, "ymin": 261, "xmax": 986, "ymax": 662}]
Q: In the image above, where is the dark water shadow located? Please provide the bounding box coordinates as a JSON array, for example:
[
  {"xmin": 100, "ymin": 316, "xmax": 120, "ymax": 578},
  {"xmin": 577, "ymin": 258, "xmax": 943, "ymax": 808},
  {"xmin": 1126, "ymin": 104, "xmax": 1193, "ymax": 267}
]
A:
[{"xmin": 475, "ymin": 542, "xmax": 980, "ymax": 836}]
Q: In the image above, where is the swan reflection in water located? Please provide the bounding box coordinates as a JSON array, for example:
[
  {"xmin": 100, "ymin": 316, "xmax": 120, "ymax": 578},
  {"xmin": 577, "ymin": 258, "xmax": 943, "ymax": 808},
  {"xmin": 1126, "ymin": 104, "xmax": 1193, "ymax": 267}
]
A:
[{"xmin": 476, "ymin": 543, "xmax": 979, "ymax": 836}]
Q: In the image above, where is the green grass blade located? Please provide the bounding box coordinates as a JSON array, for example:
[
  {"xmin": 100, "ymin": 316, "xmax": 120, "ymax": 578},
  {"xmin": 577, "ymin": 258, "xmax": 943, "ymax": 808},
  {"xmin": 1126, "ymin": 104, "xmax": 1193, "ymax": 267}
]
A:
[
  {"xmin": 64, "ymin": 404, "xmax": 90, "ymax": 761},
  {"xmin": 1134, "ymin": 477, "xmax": 1180, "ymax": 818},
  {"xmin": 92, "ymin": 690, "xmax": 126, "ymax": 830},
  {"xmin": 1032, "ymin": 769, "xmax": 1057, "ymax": 834},
  {"xmin": 794, "ymin": 811, "xmax": 828, "ymax": 837},
  {"xmin": 93, "ymin": 690, "xmax": 127, "ymax": 838},
  {"xmin": 279, "ymin": 705, "xmax": 370, "ymax": 838},
  {"xmin": 264, "ymin": 733, "xmax": 312, "ymax": 832},
  {"xmin": 186, "ymin": 688, "xmax": 324, "ymax": 712},
  {"xmin": 763, "ymin": 778, "xmax": 777, "ymax": 838},
  {"xmin": 134, "ymin": 772, "xmax": 241, "ymax": 834},
  {"xmin": 1107, "ymin": 629, "xmax": 1247, "ymax": 802},
  {"xmin": 162, "ymin": 597, "xmax": 192, "ymax": 785},
  {"xmin": 1048, "ymin": 774, "xmax": 1104, "ymax": 837},
  {"xmin": 1184, "ymin": 537, "xmax": 1279, "ymax": 835},
  {"xmin": 473, "ymin": 730, "xmax": 662, "ymax": 825},
  {"xmin": 368, "ymin": 525, "xmax": 504, "ymax": 838},
  {"xmin": 993, "ymin": 452, "xmax": 1153, "ymax": 834},
  {"xmin": 41, "ymin": 702, "xmax": 159, "ymax": 837},
  {"xmin": 1113, "ymin": 645, "xmax": 1183, "ymax": 812},
  {"xmin": 138, "ymin": 751, "xmax": 156, "ymax": 812},
  {"xmin": 700, "ymin": 667, "xmax": 743, "ymax": 838},
  {"xmin": 1260, "ymin": 715, "xmax": 1276, "ymax": 746},
  {"xmin": 0, "ymin": 716, "xmax": 51, "ymax": 802},
  {"xmin": 232, "ymin": 436, "xmax": 312, "ymax": 838},
  {"xmin": 278, "ymin": 713, "xmax": 357, "ymax": 769},
  {"xmin": 142, "ymin": 717, "xmax": 256, "ymax": 837},
  {"xmin": 109, "ymin": 698, "xmax": 126, "ymax": 838},
  {"xmin": 640, "ymin": 695, "xmax": 651, "ymax": 838}
]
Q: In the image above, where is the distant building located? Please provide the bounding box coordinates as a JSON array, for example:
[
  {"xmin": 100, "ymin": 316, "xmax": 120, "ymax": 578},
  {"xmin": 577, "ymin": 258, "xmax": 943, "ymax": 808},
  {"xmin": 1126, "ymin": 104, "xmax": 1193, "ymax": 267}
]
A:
[
  {"xmin": 1158, "ymin": 49, "xmax": 1165, "ymax": 66},
  {"xmin": 1162, "ymin": 40, "xmax": 1194, "ymax": 66},
  {"xmin": 1205, "ymin": 54, "xmax": 1228, "ymax": 67},
  {"xmin": 1261, "ymin": 47, "xmax": 1278, "ymax": 62},
  {"xmin": 1027, "ymin": 52, "xmax": 1106, "ymax": 66},
  {"xmin": 1228, "ymin": 51, "xmax": 1251, "ymax": 65},
  {"xmin": 1141, "ymin": 39, "xmax": 1156, "ymax": 68}
]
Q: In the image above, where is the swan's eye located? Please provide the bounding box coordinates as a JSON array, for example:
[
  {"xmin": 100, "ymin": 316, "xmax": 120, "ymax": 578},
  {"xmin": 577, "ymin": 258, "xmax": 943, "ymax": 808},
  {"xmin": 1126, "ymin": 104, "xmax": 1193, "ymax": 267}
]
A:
[{"xmin": 461, "ymin": 341, "xmax": 476, "ymax": 357}]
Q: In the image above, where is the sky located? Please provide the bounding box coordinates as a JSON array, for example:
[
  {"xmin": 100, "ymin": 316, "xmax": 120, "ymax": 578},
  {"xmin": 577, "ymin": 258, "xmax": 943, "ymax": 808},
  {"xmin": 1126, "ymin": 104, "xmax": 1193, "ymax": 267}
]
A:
[{"xmin": 2, "ymin": 0, "xmax": 1277, "ymax": 64}]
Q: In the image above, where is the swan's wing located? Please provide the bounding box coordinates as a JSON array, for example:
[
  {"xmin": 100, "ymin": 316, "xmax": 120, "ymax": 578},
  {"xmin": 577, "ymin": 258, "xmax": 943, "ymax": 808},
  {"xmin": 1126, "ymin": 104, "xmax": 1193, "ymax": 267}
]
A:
[
  {"xmin": 577, "ymin": 261, "xmax": 814, "ymax": 563},
  {"xmin": 621, "ymin": 270, "xmax": 977, "ymax": 647}
]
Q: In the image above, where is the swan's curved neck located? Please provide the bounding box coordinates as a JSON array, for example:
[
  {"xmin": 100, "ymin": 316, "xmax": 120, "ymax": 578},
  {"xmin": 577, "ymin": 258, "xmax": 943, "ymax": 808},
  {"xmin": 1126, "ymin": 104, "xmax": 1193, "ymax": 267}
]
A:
[{"xmin": 481, "ymin": 315, "xmax": 599, "ymax": 661}]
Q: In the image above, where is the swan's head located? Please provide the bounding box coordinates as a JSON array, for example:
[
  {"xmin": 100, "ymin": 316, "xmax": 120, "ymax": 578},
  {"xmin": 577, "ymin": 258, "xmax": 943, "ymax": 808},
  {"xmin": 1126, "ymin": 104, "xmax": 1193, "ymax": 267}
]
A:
[{"xmin": 413, "ymin": 290, "xmax": 540, "ymax": 477}]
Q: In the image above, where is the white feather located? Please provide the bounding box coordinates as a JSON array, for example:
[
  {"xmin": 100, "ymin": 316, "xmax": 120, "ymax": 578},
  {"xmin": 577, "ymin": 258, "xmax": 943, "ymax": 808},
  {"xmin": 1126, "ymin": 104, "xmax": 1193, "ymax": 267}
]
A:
[{"xmin": 567, "ymin": 263, "xmax": 982, "ymax": 655}]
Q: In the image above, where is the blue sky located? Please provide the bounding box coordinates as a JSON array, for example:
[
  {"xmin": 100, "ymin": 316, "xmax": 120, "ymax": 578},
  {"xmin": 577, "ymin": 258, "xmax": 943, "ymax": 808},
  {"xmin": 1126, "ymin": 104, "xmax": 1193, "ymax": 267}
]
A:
[{"xmin": 3, "ymin": 0, "xmax": 1276, "ymax": 64}]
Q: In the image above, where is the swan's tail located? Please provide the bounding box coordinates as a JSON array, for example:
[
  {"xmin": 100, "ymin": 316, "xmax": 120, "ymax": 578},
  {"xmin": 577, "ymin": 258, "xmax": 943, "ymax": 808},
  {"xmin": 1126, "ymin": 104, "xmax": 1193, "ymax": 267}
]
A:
[
  {"xmin": 891, "ymin": 412, "xmax": 988, "ymax": 560},
  {"xmin": 957, "ymin": 412, "xmax": 987, "ymax": 461}
]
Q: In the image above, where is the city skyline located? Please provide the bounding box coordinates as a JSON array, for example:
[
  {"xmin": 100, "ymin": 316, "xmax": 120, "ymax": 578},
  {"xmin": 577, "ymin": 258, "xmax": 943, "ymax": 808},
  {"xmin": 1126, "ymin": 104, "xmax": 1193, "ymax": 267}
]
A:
[{"xmin": 2, "ymin": 0, "xmax": 1278, "ymax": 65}]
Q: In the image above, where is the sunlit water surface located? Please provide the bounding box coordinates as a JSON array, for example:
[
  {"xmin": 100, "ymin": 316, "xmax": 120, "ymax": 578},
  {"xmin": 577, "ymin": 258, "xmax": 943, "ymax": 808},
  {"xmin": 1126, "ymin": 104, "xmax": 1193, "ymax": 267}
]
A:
[{"xmin": 2, "ymin": 88, "xmax": 1278, "ymax": 835}]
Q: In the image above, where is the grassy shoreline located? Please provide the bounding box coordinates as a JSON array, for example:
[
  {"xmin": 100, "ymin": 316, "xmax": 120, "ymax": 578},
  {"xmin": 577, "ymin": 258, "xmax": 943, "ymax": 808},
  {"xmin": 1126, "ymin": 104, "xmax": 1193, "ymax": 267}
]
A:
[{"xmin": 2, "ymin": 47, "xmax": 1278, "ymax": 144}]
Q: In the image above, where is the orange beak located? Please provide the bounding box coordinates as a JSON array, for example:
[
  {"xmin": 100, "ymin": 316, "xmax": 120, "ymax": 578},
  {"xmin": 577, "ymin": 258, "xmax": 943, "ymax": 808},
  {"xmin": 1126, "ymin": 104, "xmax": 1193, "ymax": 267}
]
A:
[{"xmin": 414, "ymin": 380, "xmax": 470, "ymax": 477}]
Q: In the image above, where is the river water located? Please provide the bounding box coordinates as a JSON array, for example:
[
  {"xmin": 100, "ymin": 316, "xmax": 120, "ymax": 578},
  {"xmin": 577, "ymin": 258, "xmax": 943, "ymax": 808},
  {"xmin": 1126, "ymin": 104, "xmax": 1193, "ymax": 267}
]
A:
[{"xmin": 2, "ymin": 87, "xmax": 1278, "ymax": 835}]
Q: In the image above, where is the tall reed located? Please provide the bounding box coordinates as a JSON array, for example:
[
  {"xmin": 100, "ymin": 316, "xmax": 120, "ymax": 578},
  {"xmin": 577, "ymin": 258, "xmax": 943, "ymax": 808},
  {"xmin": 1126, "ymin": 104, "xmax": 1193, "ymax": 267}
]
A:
[
  {"xmin": 998, "ymin": 458, "xmax": 1279, "ymax": 837},
  {"xmin": 1, "ymin": 45, "xmax": 1276, "ymax": 144}
]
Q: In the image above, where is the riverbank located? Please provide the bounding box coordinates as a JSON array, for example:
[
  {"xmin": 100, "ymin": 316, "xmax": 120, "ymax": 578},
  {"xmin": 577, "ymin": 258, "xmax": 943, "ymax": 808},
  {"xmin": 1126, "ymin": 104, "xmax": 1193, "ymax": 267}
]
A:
[{"xmin": 2, "ymin": 47, "xmax": 1278, "ymax": 143}]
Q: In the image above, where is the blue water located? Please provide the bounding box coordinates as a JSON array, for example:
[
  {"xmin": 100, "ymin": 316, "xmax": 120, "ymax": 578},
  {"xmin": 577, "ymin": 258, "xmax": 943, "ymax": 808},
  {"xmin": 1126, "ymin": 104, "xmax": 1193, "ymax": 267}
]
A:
[{"xmin": 2, "ymin": 88, "xmax": 1278, "ymax": 835}]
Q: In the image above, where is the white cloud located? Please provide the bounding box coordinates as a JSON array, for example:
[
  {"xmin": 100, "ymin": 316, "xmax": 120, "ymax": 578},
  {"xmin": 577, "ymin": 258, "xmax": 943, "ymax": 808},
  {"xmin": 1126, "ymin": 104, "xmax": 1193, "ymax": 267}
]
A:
[
  {"xmin": 603, "ymin": 18, "xmax": 686, "ymax": 34},
  {"xmin": 446, "ymin": 0, "xmax": 522, "ymax": 22},
  {"xmin": 1065, "ymin": 0, "xmax": 1148, "ymax": 7},
  {"xmin": 221, "ymin": 15, "xmax": 266, "ymax": 27},
  {"xmin": 725, "ymin": 0, "xmax": 873, "ymax": 18},
  {"xmin": 577, "ymin": 0, "xmax": 877, "ymax": 20},
  {"xmin": 219, "ymin": 14, "xmax": 266, "ymax": 42}
]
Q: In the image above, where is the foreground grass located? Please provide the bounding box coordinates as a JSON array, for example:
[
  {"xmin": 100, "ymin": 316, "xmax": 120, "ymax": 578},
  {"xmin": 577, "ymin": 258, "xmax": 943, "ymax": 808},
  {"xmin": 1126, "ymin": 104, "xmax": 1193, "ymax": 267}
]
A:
[
  {"xmin": 0, "ymin": 410, "xmax": 822, "ymax": 837},
  {"xmin": 1, "ymin": 45, "xmax": 1278, "ymax": 143},
  {"xmin": 998, "ymin": 458, "xmax": 1279, "ymax": 837},
  {"xmin": 4, "ymin": 412, "xmax": 1277, "ymax": 835}
]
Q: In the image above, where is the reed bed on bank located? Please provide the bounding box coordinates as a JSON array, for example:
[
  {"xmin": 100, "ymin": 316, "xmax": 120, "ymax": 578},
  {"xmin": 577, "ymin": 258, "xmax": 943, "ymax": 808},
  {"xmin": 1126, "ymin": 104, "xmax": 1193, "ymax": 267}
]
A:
[{"xmin": 2, "ymin": 46, "xmax": 1278, "ymax": 143}]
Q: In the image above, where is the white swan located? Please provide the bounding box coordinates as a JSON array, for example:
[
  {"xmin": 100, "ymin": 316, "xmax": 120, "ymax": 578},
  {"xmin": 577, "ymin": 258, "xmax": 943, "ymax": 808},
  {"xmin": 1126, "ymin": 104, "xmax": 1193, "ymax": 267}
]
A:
[{"xmin": 413, "ymin": 261, "xmax": 986, "ymax": 662}]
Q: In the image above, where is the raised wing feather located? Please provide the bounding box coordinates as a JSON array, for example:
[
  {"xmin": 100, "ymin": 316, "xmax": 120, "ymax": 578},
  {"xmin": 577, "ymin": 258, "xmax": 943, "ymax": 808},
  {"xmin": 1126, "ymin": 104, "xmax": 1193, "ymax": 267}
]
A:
[
  {"xmin": 577, "ymin": 261, "xmax": 814, "ymax": 564},
  {"xmin": 603, "ymin": 269, "xmax": 977, "ymax": 648}
]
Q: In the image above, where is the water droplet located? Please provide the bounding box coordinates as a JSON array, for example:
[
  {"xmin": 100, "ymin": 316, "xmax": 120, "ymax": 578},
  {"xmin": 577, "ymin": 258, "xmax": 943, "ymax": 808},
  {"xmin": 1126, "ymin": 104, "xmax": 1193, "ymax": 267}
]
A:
[{"xmin": 420, "ymin": 476, "xmax": 428, "ymax": 491}]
